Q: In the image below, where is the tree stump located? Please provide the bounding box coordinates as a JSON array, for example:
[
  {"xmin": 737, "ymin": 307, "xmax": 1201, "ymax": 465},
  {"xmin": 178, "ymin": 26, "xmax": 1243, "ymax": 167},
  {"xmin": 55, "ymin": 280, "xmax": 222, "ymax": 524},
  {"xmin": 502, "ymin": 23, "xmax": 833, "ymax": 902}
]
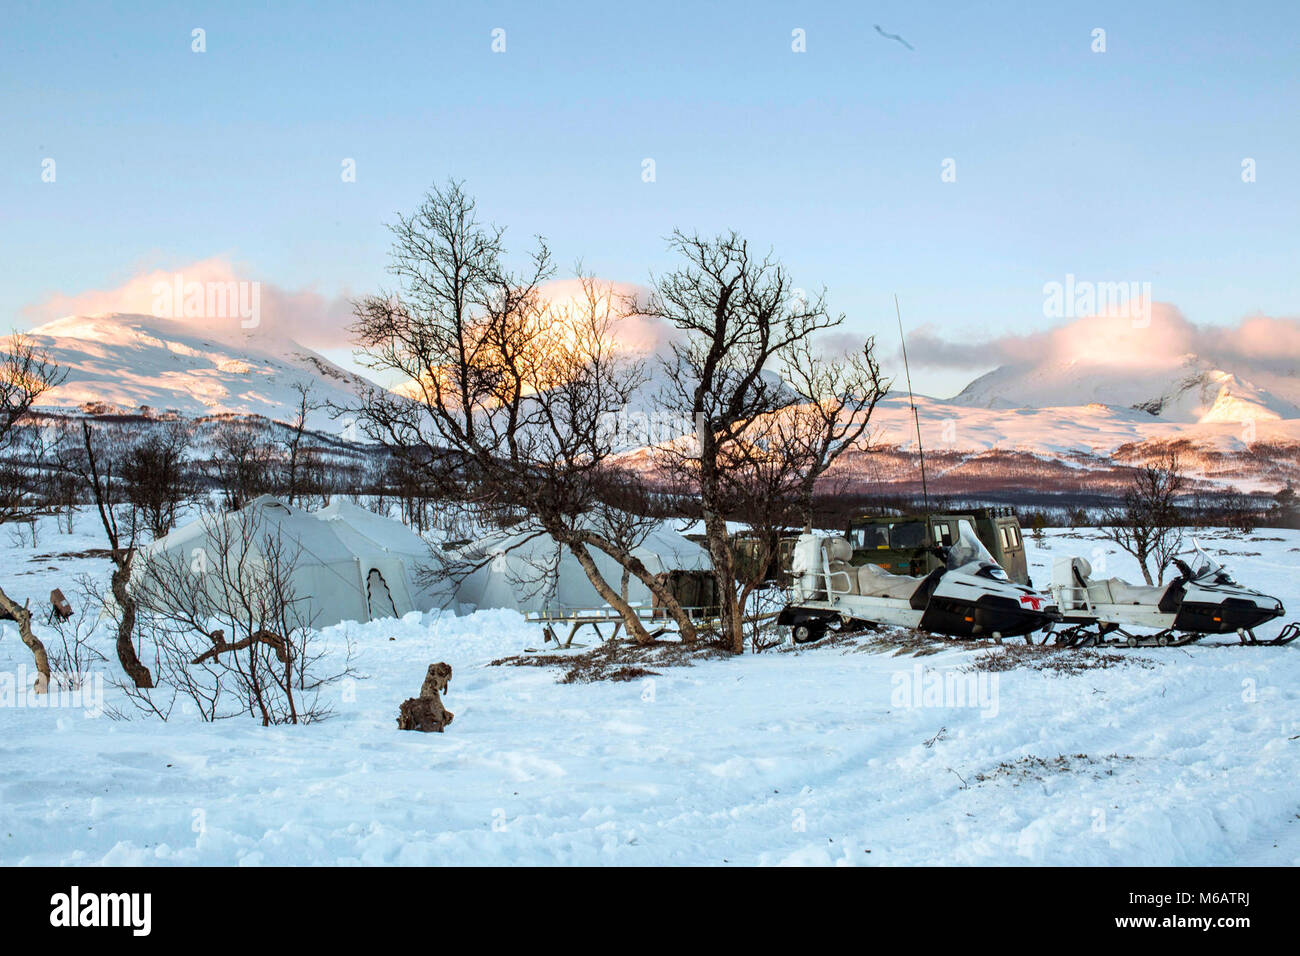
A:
[
  {"xmin": 397, "ymin": 662, "xmax": 454, "ymax": 732},
  {"xmin": 50, "ymin": 588, "xmax": 74, "ymax": 621}
]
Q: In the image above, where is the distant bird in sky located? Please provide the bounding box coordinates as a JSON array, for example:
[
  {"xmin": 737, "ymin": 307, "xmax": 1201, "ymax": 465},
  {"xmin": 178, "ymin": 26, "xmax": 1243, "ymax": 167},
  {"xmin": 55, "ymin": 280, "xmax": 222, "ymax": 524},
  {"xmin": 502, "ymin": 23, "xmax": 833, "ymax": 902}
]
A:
[{"xmin": 873, "ymin": 24, "xmax": 914, "ymax": 51}]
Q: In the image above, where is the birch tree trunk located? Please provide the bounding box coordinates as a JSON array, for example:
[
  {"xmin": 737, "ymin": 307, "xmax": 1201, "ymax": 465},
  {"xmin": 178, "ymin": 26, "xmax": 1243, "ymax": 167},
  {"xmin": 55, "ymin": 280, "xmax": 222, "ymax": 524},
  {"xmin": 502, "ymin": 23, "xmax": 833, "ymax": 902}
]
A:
[
  {"xmin": 110, "ymin": 560, "xmax": 153, "ymax": 688},
  {"xmin": 565, "ymin": 541, "xmax": 654, "ymax": 644}
]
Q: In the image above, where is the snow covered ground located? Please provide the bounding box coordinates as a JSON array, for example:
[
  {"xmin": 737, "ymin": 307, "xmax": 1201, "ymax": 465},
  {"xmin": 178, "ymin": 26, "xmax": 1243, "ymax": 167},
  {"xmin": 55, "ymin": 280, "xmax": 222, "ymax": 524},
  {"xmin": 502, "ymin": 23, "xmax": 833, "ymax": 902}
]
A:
[{"xmin": 2, "ymin": 512, "xmax": 1298, "ymax": 866}]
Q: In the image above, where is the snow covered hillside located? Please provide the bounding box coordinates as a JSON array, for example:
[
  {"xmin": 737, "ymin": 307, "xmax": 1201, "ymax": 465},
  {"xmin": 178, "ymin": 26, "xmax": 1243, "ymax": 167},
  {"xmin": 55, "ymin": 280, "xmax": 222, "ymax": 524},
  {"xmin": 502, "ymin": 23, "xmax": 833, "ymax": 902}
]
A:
[
  {"xmin": 864, "ymin": 393, "xmax": 1300, "ymax": 457},
  {"xmin": 617, "ymin": 393, "xmax": 1300, "ymax": 501},
  {"xmin": 20, "ymin": 311, "xmax": 1299, "ymax": 494},
  {"xmin": 27, "ymin": 313, "xmax": 372, "ymax": 430},
  {"xmin": 2, "ymin": 512, "xmax": 1298, "ymax": 866}
]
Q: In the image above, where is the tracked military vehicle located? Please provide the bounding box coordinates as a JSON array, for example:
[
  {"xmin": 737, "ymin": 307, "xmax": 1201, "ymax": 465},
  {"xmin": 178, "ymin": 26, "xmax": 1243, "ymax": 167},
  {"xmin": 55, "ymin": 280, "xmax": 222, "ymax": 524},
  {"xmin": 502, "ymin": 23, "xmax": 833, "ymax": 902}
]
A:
[{"xmin": 844, "ymin": 506, "xmax": 1030, "ymax": 586}]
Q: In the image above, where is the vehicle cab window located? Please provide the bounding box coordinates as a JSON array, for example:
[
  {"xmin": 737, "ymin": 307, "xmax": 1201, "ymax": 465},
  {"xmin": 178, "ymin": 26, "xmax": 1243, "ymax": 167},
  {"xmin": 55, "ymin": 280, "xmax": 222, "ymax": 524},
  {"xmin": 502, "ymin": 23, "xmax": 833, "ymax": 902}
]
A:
[
  {"xmin": 890, "ymin": 521, "xmax": 926, "ymax": 549},
  {"xmin": 849, "ymin": 525, "xmax": 889, "ymax": 549}
]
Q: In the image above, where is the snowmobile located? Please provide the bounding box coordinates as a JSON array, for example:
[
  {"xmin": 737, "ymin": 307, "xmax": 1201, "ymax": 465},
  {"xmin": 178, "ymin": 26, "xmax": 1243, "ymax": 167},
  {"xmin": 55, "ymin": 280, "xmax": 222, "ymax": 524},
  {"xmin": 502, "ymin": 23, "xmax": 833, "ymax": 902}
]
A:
[
  {"xmin": 1048, "ymin": 540, "xmax": 1293, "ymax": 647},
  {"xmin": 777, "ymin": 519, "xmax": 1060, "ymax": 643}
]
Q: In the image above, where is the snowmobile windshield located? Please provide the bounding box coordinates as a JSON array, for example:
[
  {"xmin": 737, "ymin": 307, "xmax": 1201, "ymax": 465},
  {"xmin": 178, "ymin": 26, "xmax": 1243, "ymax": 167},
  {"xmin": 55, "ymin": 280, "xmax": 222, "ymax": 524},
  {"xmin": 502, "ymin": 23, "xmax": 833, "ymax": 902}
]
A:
[
  {"xmin": 945, "ymin": 521, "xmax": 1000, "ymax": 572},
  {"xmin": 1189, "ymin": 539, "xmax": 1233, "ymax": 584}
]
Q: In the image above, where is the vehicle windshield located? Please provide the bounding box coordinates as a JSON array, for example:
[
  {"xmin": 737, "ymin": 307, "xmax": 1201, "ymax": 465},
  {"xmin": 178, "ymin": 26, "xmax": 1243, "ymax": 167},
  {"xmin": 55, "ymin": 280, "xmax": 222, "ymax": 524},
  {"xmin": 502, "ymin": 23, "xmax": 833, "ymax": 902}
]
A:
[
  {"xmin": 890, "ymin": 521, "xmax": 926, "ymax": 550},
  {"xmin": 945, "ymin": 520, "xmax": 1000, "ymax": 571},
  {"xmin": 848, "ymin": 522, "xmax": 889, "ymax": 550},
  {"xmin": 1189, "ymin": 539, "xmax": 1232, "ymax": 582}
]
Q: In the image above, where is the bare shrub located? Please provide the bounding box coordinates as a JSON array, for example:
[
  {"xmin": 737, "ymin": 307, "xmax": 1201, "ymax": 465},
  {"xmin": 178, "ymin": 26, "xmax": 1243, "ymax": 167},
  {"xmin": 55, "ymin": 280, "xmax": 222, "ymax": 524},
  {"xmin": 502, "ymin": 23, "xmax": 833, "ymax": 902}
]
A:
[
  {"xmin": 129, "ymin": 505, "xmax": 355, "ymax": 724},
  {"xmin": 44, "ymin": 576, "xmax": 110, "ymax": 682}
]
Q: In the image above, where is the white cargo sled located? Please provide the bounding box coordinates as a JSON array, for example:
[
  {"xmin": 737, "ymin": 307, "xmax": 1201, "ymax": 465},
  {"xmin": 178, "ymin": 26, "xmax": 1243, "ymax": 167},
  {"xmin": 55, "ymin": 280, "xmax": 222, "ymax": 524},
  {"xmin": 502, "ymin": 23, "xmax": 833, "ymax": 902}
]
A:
[
  {"xmin": 777, "ymin": 520, "xmax": 1060, "ymax": 643},
  {"xmin": 1048, "ymin": 540, "xmax": 1293, "ymax": 647}
]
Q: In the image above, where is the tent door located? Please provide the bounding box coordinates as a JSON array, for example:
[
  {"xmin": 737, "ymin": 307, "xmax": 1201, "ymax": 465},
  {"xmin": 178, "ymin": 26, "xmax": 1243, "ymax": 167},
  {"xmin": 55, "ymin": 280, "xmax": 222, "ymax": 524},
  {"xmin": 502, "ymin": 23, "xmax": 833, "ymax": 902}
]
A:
[{"xmin": 366, "ymin": 568, "xmax": 398, "ymax": 620}]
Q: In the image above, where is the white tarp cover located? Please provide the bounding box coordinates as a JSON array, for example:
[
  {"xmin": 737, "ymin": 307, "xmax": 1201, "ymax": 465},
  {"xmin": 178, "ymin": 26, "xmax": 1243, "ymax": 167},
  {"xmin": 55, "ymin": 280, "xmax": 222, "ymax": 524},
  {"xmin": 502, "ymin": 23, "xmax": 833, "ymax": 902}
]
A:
[
  {"xmin": 451, "ymin": 522, "xmax": 710, "ymax": 615},
  {"xmin": 138, "ymin": 496, "xmax": 447, "ymax": 628}
]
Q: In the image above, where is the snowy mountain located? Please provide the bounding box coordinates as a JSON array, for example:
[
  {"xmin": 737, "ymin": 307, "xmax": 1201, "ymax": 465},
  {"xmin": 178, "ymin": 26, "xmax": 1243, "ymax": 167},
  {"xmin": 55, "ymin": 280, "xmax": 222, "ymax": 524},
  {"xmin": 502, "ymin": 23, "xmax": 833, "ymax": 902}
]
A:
[
  {"xmin": 27, "ymin": 312, "xmax": 373, "ymax": 430},
  {"xmin": 20, "ymin": 311, "xmax": 1300, "ymax": 495},
  {"xmin": 951, "ymin": 352, "xmax": 1300, "ymax": 424}
]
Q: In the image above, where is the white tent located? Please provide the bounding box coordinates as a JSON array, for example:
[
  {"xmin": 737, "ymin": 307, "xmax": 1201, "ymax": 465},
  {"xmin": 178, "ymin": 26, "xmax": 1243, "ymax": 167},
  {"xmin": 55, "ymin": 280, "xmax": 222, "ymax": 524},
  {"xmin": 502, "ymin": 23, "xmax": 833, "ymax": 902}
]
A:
[
  {"xmin": 450, "ymin": 522, "xmax": 710, "ymax": 615},
  {"xmin": 137, "ymin": 496, "xmax": 448, "ymax": 628}
]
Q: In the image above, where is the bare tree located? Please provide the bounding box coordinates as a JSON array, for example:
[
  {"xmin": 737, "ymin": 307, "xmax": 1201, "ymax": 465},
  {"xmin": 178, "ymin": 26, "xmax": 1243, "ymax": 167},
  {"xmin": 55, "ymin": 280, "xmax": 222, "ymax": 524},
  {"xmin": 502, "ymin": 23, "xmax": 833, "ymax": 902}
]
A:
[
  {"xmin": 1215, "ymin": 489, "xmax": 1260, "ymax": 534},
  {"xmin": 279, "ymin": 382, "xmax": 323, "ymax": 507},
  {"xmin": 0, "ymin": 334, "xmax": 65, "ymax": 692},
  {"xmin": 45, "ymin": 441, "xmax": 82, "ymax": 534},
  {"xmin": 1104, "ymin": 449, "xmax": 1187, "ymax": 585},
  {"xmin": 371, "ymin": 451, "xmax": 439, "ymax": 533},
  {"xmin": 0, "ymin": 333, "xmax": 64, "ymax": 450},
  {"xmin": 0, "ymin": 421, "xmax": 62, "ymax": 531},
  {"xmin": 591, "ymin": 494, "xmax": 660, "ymax": 605},
  {"xmin": 642, "ymin": 231, "xmax": 888, "ymax": 652},
  {"xmin": 351, "ymin": 182, "xmax": 702, "ymax": 644},
  {"xmin": 1272, "ymin": 484, "xmax": 1298, "ymax": 528},
  {"xmin": 119, "ymin": 422, "xmax": 194, "ymax": 538},
  {"xmin": 57, "ymin": 422, "xmax": 155, "ymax": 687},
  {"xmin": 212, "ymin": 421, "xmax": 276, "ymax": 510}
]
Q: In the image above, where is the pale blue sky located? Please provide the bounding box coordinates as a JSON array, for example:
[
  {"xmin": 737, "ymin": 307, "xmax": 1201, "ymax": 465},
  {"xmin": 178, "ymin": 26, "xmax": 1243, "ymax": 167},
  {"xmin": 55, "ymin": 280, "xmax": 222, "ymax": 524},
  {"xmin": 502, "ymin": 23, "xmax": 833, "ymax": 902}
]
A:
[{"xmin": 3, "ymin": 0, "xmax": 1297, "ymax": 396}]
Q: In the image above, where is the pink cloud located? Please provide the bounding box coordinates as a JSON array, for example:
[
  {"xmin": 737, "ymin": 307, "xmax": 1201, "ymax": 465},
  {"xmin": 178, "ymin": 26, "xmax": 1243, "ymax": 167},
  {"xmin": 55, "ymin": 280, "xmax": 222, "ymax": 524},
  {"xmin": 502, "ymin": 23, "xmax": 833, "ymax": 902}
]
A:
[
  {"xmin": 24, "ymin": 262, "xmax": 670, "ymax": 356},
  {"xmin": 535, "ymin": 277, "xmax": 675, "ymax": 355},
  {"xmin": 24, "ymin": 258, "xmax": 357, "ymax": 349},
  {"xmin": 907, "ymin": 303, "xmax": 1300, "ymax": 376}
]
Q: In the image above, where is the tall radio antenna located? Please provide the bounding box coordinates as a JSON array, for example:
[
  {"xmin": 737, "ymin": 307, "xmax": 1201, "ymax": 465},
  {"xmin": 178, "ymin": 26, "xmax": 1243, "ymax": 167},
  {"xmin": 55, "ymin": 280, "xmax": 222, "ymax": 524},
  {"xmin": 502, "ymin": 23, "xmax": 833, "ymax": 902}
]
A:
[{"xmin": 895, "ymin": 294, "xmax": 930, "ymax": 513}]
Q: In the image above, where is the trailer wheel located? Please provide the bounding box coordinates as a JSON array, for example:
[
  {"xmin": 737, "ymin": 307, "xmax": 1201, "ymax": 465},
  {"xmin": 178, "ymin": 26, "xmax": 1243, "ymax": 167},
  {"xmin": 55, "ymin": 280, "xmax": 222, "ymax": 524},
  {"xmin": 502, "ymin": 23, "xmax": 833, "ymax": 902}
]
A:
[{"xmin": 792, "ymin": 622, "xmax": 826, "ymax": 644}]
